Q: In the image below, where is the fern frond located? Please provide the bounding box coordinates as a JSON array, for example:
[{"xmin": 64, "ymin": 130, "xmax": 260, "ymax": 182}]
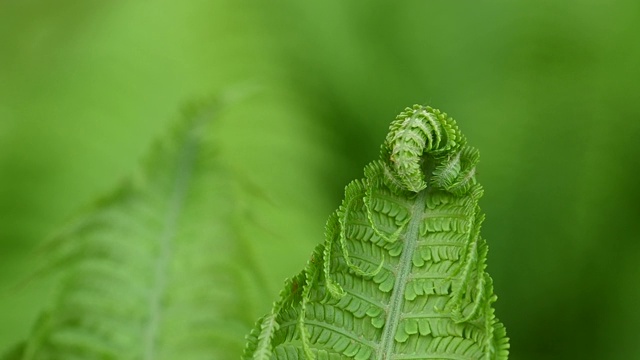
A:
[
  {"xmin": 244, "ymin": 105, "xmax": 509, "ymax": 359},
  {"xmin": 16, "ymin": 102, "xmax": 270, "ymax": 360}
]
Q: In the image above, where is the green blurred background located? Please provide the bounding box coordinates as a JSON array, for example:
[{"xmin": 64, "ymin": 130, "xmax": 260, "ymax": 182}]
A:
[{"xmin": 1, "ymin": 1, "xmax": 639, "ymax": 359}]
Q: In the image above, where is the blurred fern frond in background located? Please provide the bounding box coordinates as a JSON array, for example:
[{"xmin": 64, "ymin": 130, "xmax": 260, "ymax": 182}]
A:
[{"xmin": 9, "ymin": 102, "xmax": 274, "ymax": 359}]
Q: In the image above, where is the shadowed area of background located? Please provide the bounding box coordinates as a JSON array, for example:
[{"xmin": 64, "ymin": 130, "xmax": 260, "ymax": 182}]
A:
[{"xmin": 1, "ymin": 1, "xmax": 639, "ymax": 359}]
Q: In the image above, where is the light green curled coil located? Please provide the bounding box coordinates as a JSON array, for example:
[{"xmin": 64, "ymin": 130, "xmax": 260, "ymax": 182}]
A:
[{"xmin": 243, "ymin": 105, "xmax": 510, "ymax": 360}]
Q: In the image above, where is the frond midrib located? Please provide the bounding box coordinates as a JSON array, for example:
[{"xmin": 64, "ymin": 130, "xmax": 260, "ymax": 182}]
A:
[
  {"xmin": 142, "ymin": 121, "xmax": 202, "ymax": 360},
  {"xmin": 378, "ymin": 189, "xmax": 428, "ymax": 360}
]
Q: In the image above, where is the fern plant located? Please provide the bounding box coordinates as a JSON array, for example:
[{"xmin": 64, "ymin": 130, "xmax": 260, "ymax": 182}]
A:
[
  {"xmin": 243, "ymin": 105, "xmax": 509, "ymax": 360},
  {"xmin": 4, "ymin": 102, "xmax": 273, "ymax": 360}
]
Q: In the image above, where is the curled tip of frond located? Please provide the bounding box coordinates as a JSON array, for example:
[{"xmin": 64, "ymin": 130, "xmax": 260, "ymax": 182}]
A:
[
  {"xmin": 432, "ymin": 146, "xmax": 480, "ymax": 195},
  {"xmin": 382, "ymin": 105, "xmax": 465, "ymax": 193}
]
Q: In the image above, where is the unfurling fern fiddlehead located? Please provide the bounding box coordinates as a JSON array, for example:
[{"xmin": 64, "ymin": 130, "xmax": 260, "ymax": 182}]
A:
[{"xmin": 243, "ymin": 105, "xmax": 510, "ymax": 360}]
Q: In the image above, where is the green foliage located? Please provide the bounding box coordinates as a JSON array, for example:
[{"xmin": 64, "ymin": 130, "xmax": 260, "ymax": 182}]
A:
[
  {"xmin": 2, "ymin": 2, "xmax": 640, "ymax": 360},
  {"xmin": 244, "ymin": 106, "xmax": 509, "ymax": 359},
  {"xmin": 5, "ymin": 103, "xmax": 276, "ymax": 359}
]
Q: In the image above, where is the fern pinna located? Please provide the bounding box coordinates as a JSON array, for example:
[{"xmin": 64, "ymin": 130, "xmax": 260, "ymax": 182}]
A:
[{"xmin": 244, "ymin": 105, "xmax": 510, "ymax": 360}]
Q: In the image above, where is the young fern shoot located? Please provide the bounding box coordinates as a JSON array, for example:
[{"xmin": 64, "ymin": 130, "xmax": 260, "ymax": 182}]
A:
[{"xmin": 243, "ymin": 105, "xmax": 510, "ymax": 360}]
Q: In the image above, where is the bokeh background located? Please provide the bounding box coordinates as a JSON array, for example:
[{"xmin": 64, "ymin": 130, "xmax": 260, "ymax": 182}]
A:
[{"xmin": 1, "ymin": 1, "xmax": 640, "ymax": 359}]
